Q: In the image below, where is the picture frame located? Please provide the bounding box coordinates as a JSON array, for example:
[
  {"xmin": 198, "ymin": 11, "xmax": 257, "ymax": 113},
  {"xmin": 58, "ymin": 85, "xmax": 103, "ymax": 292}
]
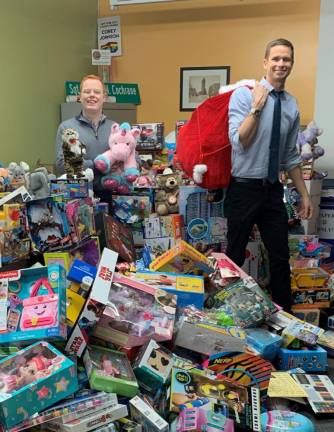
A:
[{"xmin": 180, "ymin": 66, "xmax": 230, "ymax": 111}]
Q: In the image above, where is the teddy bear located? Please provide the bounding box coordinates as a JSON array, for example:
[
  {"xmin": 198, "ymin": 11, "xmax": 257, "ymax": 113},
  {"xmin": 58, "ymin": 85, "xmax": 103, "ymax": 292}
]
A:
[
  {"xmin": 298, "ymin": 121, "xmax": 324, "ymax": 161},
  {"xmin": 94, "ymin": 122, "xmax": 140, "ymax": 194},
  {"xmin": 62, "ymin": 128, "xmax": 86, "ymax": 178},
  {"xmin": 155, "ymin": 168, "xmax": 182, "ymax": 216}
]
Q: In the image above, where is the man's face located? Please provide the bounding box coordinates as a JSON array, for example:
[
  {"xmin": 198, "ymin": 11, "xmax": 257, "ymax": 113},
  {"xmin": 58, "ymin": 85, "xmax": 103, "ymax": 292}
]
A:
[
  {"xmin": 80, "ymin": 78, "xmax": 106, "ymax": 115},
  {"xmin": 263, "ymin": 45, "xmax": 293, "ymax": 85}
]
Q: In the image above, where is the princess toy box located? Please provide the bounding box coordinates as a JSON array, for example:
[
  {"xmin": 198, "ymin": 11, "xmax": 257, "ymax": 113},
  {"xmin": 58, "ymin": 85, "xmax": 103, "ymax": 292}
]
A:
[
  {"xmin": 0, "ymin": 341, "xmax": 78, "ymax": 429},
  {"xmin": 0, "ymin": 264, "xmax": 66, "ymax": 344}
]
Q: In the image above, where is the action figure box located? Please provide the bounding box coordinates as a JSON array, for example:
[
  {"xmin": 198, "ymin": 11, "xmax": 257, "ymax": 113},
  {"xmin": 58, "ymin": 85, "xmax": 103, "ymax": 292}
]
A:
[
  {"xmin": 65, "ymin": 247, "xmax": 118, "ymax": 357},
  {"xmin": 130, "ymin": 395, "xmax": 169, "ymax": 432},
  {"xmin": 149, "ymin": 240, "xmax": 214, "ymax": 275},
  {"xmin": 132, "ymin": 122, "xmax": 164, "ymax": 151},
  {"xmin": 291, "ymin": 267, "xmax": 329, "ymax": 288},
  {"xmin": 276, "ymin": 345, "xmax": 327, "ymax": 372},
  {"xmin": 83, "ymin": 345, "xmax": 138, "ymax": 397},
  {"xmin": 25, "ymin": 196, "xmax": 72, "ymax": 252},
  {"xmin": 0, "ymin": 341, "xmax": 78, "ymax": 429},
  {"xmin": 95, "ymin": 213, "xmax": 136, "ymax": 263},
  {"xmin": 127, "ymin": 270, "xmax": 205, "ymax": 308},
  {"xmin": 292, "ymin": 287, "xmax": 331, "ymax": 308},
  {"xmin": 50, "ymin": 178, "xmax": 90, "ymax": 199},
  {"xmin": 66, "ymin": 199, "xmax": 95, "ymax": 245},
  {"xmin": 133, "ymin": 339, "xmax": 174, "ymax": 392},
  {"xmin": 291, "ymin": 307, "xmax": 320, "ymax": 326},
  {"xmin": 93, "ymin": 274, "xmax": 176, "ymax": 347},
  {"xmin": 207, "ymin": 277, "xmax": 277, "ymax": 328},
  {"xmin": 112, "ymin": 193, "xmax": 153, "ymax": 225},
  {"xmin": 169, "ymin": 368, "xmax": 260, "ymax": 431},
  {"xmin": 178, "ymin": 185, "xmax": 225, "ymax": 248},
  {"xmin": 0, "ymin": 264, "xmax": 67, "ymax": 343}
]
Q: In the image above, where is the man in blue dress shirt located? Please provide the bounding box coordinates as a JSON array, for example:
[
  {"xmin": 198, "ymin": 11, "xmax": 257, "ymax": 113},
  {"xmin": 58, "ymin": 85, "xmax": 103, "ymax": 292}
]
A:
[{"xmin": 225, "ymin": 38, "xmax": 313, "ymax": 311}]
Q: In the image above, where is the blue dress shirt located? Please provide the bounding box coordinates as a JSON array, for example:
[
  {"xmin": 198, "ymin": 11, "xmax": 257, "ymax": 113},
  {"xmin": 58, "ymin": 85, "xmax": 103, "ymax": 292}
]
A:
[{"xmin": 228, "ymin": 77, "xmax": 301, "ymax": 178}]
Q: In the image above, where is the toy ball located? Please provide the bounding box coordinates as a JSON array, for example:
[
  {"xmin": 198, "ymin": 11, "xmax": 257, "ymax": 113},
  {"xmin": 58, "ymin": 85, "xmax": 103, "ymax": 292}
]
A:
[{"xmin": 261, "ymin": 410, "xmax": 315, "ymax": 432}]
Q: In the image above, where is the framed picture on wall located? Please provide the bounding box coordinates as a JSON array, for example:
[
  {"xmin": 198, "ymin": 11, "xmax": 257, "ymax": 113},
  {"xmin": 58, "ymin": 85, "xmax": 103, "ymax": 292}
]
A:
[{"xmin": 180, "ymin": 66, "xmax": 230, "ymax": 111}]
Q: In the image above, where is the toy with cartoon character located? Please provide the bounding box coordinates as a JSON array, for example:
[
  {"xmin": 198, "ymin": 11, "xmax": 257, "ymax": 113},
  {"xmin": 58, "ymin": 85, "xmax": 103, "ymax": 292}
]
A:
[
  {"xmin": 298, "ymin": 121, "xmax": 324, "ymax": 161},
  {"xmin": 62, "ymin": 128, "xmax": 86, "ymax": 178},
  {"xmin": 155, "ymin": 168, "xmax": 182, "ymax": 216},
  {"xmin": 94, "ymin": 122, "xmax": 140, "ymax": 194}
]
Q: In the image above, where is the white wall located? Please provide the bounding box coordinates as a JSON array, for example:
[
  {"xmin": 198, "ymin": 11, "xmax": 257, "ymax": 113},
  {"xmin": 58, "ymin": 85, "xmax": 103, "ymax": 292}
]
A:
[{"xmin": 314, "ymin": 0, "xmax": 334, "ymax": 178}]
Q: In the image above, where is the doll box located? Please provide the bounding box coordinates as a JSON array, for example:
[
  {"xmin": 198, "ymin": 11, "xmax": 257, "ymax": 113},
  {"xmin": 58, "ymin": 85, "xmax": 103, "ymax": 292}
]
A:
[
  {"xmin": 130, "ymin": 395, "xmax": 169, "ymax": 432},
  {"xmin": 276, "ymin": 345, "xmax": 327, "ymax": 372},
  {"xmin": 83, "ymin": 345, "xmax": 138, "ymax": 398},
  {"xmin": 149, "ymin": 240, "xmax": 214, "ymax": 275},
  {"xmin": 93, "ymin": 274, "xmax": 176, "ymax": 347},
  {"xmin": 0, "ymin": 264, "xmax": 67, "ymax": 344},
  {"xmin": 176, "ymin": 404, "xmax": 235, "ymax": 432},
  {"xmin": 133, "ymin": 339, "xmax": 174, "ymax": 392},
  {"xmin": 0, "ymin": 341, "xmax": 78, "ymax": 429},
  {"xmin": 127, "ymin": 271, "xmax": 205, "ymax": 308}
]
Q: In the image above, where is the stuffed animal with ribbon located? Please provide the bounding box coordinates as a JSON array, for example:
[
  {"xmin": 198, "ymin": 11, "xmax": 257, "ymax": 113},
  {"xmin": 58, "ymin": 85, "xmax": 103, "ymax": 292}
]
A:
[{"xmin": 94, "ymin": 122, "xmax": 140, "ymax": 194}]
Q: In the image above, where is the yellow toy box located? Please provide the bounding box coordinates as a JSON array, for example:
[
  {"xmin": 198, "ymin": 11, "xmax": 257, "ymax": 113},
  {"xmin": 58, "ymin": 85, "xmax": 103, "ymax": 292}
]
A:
[
  {"xmin": 149, "ymin": 240, "xmax": 214, "ymax": 275},
  {"xmin": 291, "ymin": 267, "xmax": 329, "ymax": 289}
]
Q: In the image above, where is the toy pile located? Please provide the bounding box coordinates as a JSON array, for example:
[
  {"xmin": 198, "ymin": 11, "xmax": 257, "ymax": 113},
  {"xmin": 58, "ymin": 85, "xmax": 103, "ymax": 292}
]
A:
[{"xmin": 0, "ymin": 119, "xmax": 333, "ymax": 432}]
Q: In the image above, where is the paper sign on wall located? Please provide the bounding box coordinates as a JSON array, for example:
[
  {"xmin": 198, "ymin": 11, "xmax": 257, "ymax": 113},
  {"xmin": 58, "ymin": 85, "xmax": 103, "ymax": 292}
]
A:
[
  {"xmin": 91, "ymin": 49, "xmax": 111, "ymax": 66},
  {"xmin": 98, "ymin": 16, "xmax": 122, "ymax": 57}
]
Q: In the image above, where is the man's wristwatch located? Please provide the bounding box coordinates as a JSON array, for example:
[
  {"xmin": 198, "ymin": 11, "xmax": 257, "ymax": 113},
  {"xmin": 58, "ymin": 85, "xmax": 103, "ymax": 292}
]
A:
[{"xmin": 249, "ymin": 107, "xmax": 261, "ymax": 118}]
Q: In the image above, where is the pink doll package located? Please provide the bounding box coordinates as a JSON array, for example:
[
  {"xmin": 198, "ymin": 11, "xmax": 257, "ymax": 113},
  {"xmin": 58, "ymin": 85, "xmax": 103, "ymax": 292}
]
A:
[{"xmin": 93, "ymin": 274, "xmax": 177, "ymax": 347}]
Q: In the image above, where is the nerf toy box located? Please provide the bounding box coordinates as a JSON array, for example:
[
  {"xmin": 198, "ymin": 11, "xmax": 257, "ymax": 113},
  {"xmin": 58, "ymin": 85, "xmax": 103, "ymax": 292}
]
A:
[
  {"xmin": 0, "ymin": 264, "xmax": 67, "ymax": 343},
  {"xmin": 127, "ymin": 270, "xmax": 205, "ymax": 308},
  {"xmin": 0, "ymin": 341, "xmax": 78, "ymax": 429},
  {"xmin": 149, "ymin": 240, "xmax": 214, "ymax": 275}
]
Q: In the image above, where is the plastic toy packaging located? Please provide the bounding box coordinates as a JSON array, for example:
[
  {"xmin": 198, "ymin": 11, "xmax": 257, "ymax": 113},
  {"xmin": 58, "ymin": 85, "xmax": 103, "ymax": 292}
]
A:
[{"xmin": 94, "ymin": 274, "xmax": 177, "ymax": 347}]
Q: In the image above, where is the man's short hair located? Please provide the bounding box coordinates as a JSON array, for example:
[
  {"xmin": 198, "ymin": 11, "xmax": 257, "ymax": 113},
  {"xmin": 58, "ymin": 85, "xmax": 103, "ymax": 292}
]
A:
[
  {"xmin": 265, "ymin": 39, "xmax": 294, "ymax": 62},
  {"xmin": 80, "ymin": 74, "xmax": 107, "ymax": 93}
]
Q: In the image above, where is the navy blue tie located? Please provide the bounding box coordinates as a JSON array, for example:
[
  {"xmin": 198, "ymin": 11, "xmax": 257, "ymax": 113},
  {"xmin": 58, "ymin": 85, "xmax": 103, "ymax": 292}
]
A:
[{"xmin": 267, "ymin": 90, "xmax": 282, "ymax": 183}]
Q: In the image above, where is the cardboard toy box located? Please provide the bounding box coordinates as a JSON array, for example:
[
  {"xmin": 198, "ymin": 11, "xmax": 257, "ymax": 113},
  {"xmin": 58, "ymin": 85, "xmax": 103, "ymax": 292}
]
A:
[
  {"xmin": 127, "ymin": 271, "xmax": 205, "ymax": 308},
  {"xmin": 276, "ymin": 345, "xmax": 327, "ymax": 372},
  {"xmin": 144, "ymin": 214, "xmax": 183, "ymax": 240},
  {"xmin": 130, "ymin": 395, "xmax": 169, "ymax": 432},
  {"xmin": 178, "ymin": 185, "xmax": 225, "ymax": 248},
  {"xmin": 65, "ymin": 248, "xmax": 118, "ymax": 357},
  {"xmin": 0, "ymin": 341, "xmax": 78, "ymax": 429},
  {"xmin": 131, "ymin": 122, "xmax": 164, "ymax": 151},
  {"xmin": 0, "ymin": 264, "xmax": 67, "ymax": 343},
  {"xmin": 149, "ymin": 240, "xmax": 214, "ymax": 275},
  {"xmin": 292, "ymin": 287, "xmax": 331, "ymax": 308},
  {"xmin": 291, "ymin": 267, "xmax": 329, "ymax": 288},
  {"xmin": 50, "ymin": 178, "xmax": 90, "ymax": 199}
]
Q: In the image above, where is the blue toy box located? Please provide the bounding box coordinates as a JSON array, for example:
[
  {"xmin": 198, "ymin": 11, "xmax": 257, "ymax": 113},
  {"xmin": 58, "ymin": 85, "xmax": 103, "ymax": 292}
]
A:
[
  {"xmin": 0, "ymin": 264, "xmax": 67, "ymax": 344},
  {"xmin": 245, "ymin": 328, "xmax": 283, "ymax": 361},
  {"xmin": 276, "ymin": 345, "xmax": 327, "ymax": 372},
  {"xmin": 0, "ymin": 341, "xmax": 78, "ymax": 428}
]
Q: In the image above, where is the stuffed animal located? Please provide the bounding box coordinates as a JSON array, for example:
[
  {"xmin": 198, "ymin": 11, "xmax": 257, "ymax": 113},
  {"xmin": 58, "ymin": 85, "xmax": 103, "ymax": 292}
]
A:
[
  {"xmin": 298, "ymin": 121, "xmax": 324, "ymax": 161},
  {"xmin": 94, "ymin": 122, "xmax": 140, "ymax": 194},
  {"xmin": 7, "ymin": 161, "xmax": 30, "ymax": 189},
  {"xmin": 27, "ymin": 167, "xmax": 56, "ymax": 199},
  {"xmin": 155, "ymin": 168, "xmax": 182, "ymax": 216},
  {"xmin": 62, "ymin": 128, "xmax": 86, "ymax": 178}
]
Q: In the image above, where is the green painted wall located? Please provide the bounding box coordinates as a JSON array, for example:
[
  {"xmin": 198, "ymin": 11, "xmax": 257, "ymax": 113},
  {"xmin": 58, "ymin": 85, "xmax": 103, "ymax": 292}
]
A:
[{"xmin": 0, "ymin": 0, "xmax": 98, "ymax": 167}]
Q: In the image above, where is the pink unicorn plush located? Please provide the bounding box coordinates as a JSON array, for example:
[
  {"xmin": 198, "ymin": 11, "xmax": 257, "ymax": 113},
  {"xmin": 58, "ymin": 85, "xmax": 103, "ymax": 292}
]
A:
[{"xmin": 94, "ymin": 122, "xmax": 140, "ymax": 193}]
